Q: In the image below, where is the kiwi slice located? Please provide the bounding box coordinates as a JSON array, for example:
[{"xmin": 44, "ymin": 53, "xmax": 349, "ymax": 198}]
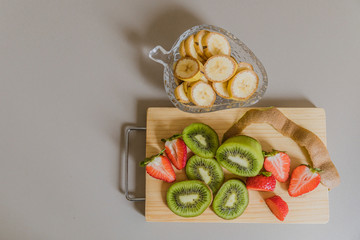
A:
[
  {"xmin": 182, "ymin": 123, "xmax": 219, "ymax": 158},
  {"xmin": 212, "ymin": 179, "xmax": 249, "ymax": 220},
  {"xmin": 216, "ymin": 135, "xmax": 264, "ymax": 177},
  {"xmin": 167, "ymin": 180, "xmax": 212, "ymax": 217},
  {"xmin": 186, "ymin": 155, "xmax": 224, "ymax": 193}
]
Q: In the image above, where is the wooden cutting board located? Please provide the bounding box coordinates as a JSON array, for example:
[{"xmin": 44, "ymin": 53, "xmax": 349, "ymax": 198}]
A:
[{"xmin": 145, "ymin": 107, "xmax": 329, "ymax": 223}]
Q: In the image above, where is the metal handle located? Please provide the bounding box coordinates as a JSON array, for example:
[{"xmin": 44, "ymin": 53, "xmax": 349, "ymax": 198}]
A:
[{"xmin": 125, "ymin": 126, "xmax": 146, "ymax": 201}]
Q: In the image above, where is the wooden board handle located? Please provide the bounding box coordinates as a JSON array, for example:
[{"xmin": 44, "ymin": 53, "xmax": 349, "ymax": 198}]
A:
[{"xmin": 125, "ymin": 126, "xmax": 146, "ymax": 202}]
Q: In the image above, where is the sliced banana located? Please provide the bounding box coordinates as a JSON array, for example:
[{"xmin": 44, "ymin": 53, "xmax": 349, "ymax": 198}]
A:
[
  {"xmin": 236, "ymin": 62, "xmax": 253, "ymax": 73},
  {"xmin": 174, "ymin": 77, "xmax": 182, "ymax": 86},
  {"xmin": 202, "ymin": 32, "xmax": 231, "ymax": 58},
  {"xmin": 212, "ymin": 81, "xmax": 230, "ymax": 99},
  {"xmin": 174, "ymin": 83, "xmax": 190, "ymax": 103},
  {"xmin": 182, "ymin": 81, "xmax": 190, "ymax": 95},
  {"xmin": 200, "ymin": 73, "xmax": 209, "ymax": 83},
  {"xmin": 174, "ymin": 57, "xmax": 203, "ymax": 82},
  {"xmin": 179, "ymin": 40, "xmax": 187, "ymax": 57},
  {"xmin": 204, "ymin": 55, "xmax": 237, "ymax": 82},
  {"xmin": 184, "ymin": 35, "xmax": 205, "ymax": 63},
  {"xmin": 186, "ymin": 81, "xmax": 199, "ymax": 103},
  {"xmin": 227, "ymin": 70, "xmax": 259, "ymax": 100},
  {"xmin": 194, "ymin": 30, "xmax": 208, "ymax": 60},
  {"xmin": 189, "ymin": 81, "xmax": 216, "ymax": 107}
]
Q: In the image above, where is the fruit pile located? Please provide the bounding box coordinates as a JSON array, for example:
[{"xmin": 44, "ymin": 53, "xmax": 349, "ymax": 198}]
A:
[
  {"xmin": 174, "ymin": 30, "xmax": 259, "ymax": 107},
  {"xmin": 141, "ymin": 122, "xmax": 322, "ymax": 221}
]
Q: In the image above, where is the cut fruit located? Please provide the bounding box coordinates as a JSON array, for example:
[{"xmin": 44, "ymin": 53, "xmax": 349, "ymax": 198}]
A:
[
  {"xmin": 174, "ymin": 57, "xmax": 203, "ymax": 82},
  {"xmin": 212, "ymin": 81, "xmax": 230, "ymax": 99},
  {"xmin": 182, "ymin": 81, "xmax": 189, "ymax": 95},
  {"xmin": 265, "ymin": 195, "xmax": 289, "ymax": 221},
  {"xmin": 204, "ymin": 55, "xmax": 237, "ymax": 82},
  {"xmin": 174, "ymin": 77, "xmax": 182, "ymax": 86},
  {"xmin": 236, "ymin": 62, "xmax": 253, "ymax": 73},
  {"xmin": 264, "ymin": 150, "xmax": 291, "ymax": 182},
  {"xmin": 216, "ymin": 135, "xmax": 264, "ymax": 177},
  {"xmin": 182, "ymin": 122, "xmax": 219, "ymax": 158},
  {"xmin": 212, "ymin": 179, "xmax": 249, "ymax": 220},
  {"xmin": 179, "ymin": 40, "xmax": 187, "ymax": 57},
  {"xmin": 228, "ymin": 70, "xmax": 259, "ymax": 100},
  {"xmin": 202, "ymin": 32, "xmax": 231, "ymax": 58},
  {"xmin": 184, "ymin": 35, "xmax": 205, "ymax": 63},
  {"xmin": 174, "ymin": 83, "xmax": 190, "ymax": 103},
  {"xmin": 246, "ymin": 172, "xmax": 276, "ymax": 192},
  {"xmin": 185, "ymin": 81, "xmax": 195, "ymax": 103},
  {"xmin": 188, "ymin": 81, "xmax": 216, "ymax": 107},
  {"xmin": 200, "ymin": 74, "xmax": 209, "ymax": 83},
  {"xmin": 288, "ymin": 165, "xmax": 321, "ymax": 197},
  {"xmin": 140, "ymin": 150, "xmax": 176, "ymax": 183},
  {"xmin": 166, "ymin": 180, "xmax": 212, "ymax": 217},
  {"xmin": 194, "ymin": 30, "xmax": 208, "ymax": 59},
  {"xmin": 186, "ymin": 155, "xmax": 224, "ymax": 193},
  {"xmin": 162, "ymin": 135, "xmax": 188, "ymax": 170}
]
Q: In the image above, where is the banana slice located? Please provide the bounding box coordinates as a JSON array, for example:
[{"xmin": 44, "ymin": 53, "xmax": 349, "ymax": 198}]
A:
[
  {"xmin": 202, "ymin": 32, "xmax": 231, "ymax": 58},
  {"xmin": 212, "ymin": 81, "xmax": 230, "ymax": 99},
  {"xmin": 182, "ymin": 81, "xmax": 190, "ymax": 95},
  {"xmin": 179, "ymin": 40, "xmax": 187, "ymax": 57},
  {"xmin": 236, "ymin": 62, "xmax": 253, "ymax": 73},
  {"xmin": 227, "ymin": 70, "xmax": 259, "ymax": 100},
  {"xmin": 184, "ymin": 35, "xmax": 205, "ymax": 63},
  {"xmin": 174, "ymin": 77, "xmax": 182, "ymax": 86},
  {"xmin": 194, "ymin": 30, "xmax": 208, "ymax": 60},
  {"xmin": 200, "ymin": 73, "xmax": 209, "ymax": 83},
  {"xmin": 189, "ymin": 81, "xmax": 216, "ymax": 107},
  {"xmin": 185, "ymin": 81, "xmax": 199, "ymax": 103},
  {"xmin": 204, "ymin": 55, "xmax": 237, "ymax": 82},
  {"xmin": 174, "ymin": 83, "xmax": 190, "ymax": 103},
  {"xmin": 174, "ymin": 57, "xmax": 203, "ymax": 82}
]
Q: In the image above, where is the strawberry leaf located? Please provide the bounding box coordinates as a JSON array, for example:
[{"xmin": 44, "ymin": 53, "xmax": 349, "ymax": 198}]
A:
[
  {"xmin": 260, "ymin": 171, "xmax": 272, "ymax": 177},
  {"xmin": 161, "ymin": 134, "xmax": 182, "ymax": 142},
  {"xmin": 140, "ymin": 148, "xmax": 166, "ymax": 167}
]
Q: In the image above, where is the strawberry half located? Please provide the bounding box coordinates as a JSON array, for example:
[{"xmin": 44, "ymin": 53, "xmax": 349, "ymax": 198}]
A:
[
  {"xmin": 264, "ymin": 150, "xmax": 291, "ymax": 182},
  {"xmin": 140, "ymin": 149, "xmax": 176, "ymax": 183},
  {"xmin": 265, "ymin": 195, "xmax": 289, "ymax": 221},
  {"xmin": 161, "ymin": 134, "xmax": 187, "ymax": 170},
  {"xmin": 246, "ymin": 172, "xmax": 276, "ymax": 191},
  {"xmin": 288, "ymin": 165, "xmax": 321, "ymax": 197}
]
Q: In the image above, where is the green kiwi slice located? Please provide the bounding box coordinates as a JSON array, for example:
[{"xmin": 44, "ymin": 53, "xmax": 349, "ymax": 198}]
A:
[
  {"xmin": 182, "ymin": 123, "xmax": 219, "ymax": 158},
  {"xmin": 166, "ymin": 180, "xmax": 212, "ymax": 217},
  {"xmin": 216, "ymin": 135, "xmax": 264, "ymax": 177},
  {"xmin": 212, "ymin": 179, "xmax": 249, "ymax": 220},
  {"xmin": 186, "ymin": 156, "xmax": 224, "ymax": 193}
]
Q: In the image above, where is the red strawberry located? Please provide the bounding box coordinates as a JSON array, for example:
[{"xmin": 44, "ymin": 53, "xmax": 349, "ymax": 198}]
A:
[
  {"xmin": 246, "ymin": 172, "xmax": 276, "ymax": 191},
  {"xmin": 265, "ymin": 195, "xmax": 289, "ymax": 221},
  {"xmin": 162, "ymin": 135, "xmax": 187, "ymax": 170},
  {"xmin": 140, "ymin": 150, "xmax": 176, "ymax": 183},
  {"xmin": 264, "ymin": 150, "xmax": 291, "ymax": 182},
  {"xmin": 288, "ymin": 165, "xmax": 321, "ymax": 197}
]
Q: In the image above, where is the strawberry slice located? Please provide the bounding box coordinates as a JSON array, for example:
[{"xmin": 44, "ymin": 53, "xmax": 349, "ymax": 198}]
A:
[
  {"xmin": 161, "ymin": 134, "xmax": 187, "ymax": 170},
  {"xmin": 246, "ymin": 172, "xmax": 276, "ymax": 191},
  {"xmin": 288, "ymin": 165, "xmax": 321, "ymax": 197},
  {"xmin": 140, "ymin": 150, "xmax": 176, "ymax": 183},
  {"xmin": 264, "ymin": 150, "xmax": 291, "ymax": 182},
  {"xmin": 265, "ymin": 195, "xmax": 289, "ymax": 221}
]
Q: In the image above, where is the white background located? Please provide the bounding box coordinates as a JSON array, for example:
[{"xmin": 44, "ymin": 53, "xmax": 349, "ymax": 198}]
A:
[{"xmin": 1, "ymin": 1, "xmax": 359, "ymax": 239}]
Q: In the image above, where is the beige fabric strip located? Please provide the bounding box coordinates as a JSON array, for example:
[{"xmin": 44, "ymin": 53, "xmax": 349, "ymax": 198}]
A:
[{"xmin": 222, "ymin": 108, "xmax": 340, "ymax": 189}]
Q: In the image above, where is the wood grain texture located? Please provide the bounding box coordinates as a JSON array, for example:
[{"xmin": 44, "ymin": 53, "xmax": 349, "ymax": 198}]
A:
[{"xmin": 145, "ymin": 107, "xmax": 329, "ymax": 223}]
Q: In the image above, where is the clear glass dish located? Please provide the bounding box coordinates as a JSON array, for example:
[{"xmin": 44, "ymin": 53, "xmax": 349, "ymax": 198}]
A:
[{"xmin": 149, "ymin": 24, "xmax": 268, "ymax": 113}]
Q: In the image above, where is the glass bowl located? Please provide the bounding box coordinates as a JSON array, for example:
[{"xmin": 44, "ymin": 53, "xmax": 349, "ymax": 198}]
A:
[{"xmin": 149, "ymin": 24, "xmax": 268, "ymax": 113}]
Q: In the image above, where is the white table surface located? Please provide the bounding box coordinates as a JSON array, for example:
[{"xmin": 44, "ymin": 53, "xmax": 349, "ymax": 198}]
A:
[{"xmin": 1, "ymin": 1, "xmax": 359, "ymax": 239}]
